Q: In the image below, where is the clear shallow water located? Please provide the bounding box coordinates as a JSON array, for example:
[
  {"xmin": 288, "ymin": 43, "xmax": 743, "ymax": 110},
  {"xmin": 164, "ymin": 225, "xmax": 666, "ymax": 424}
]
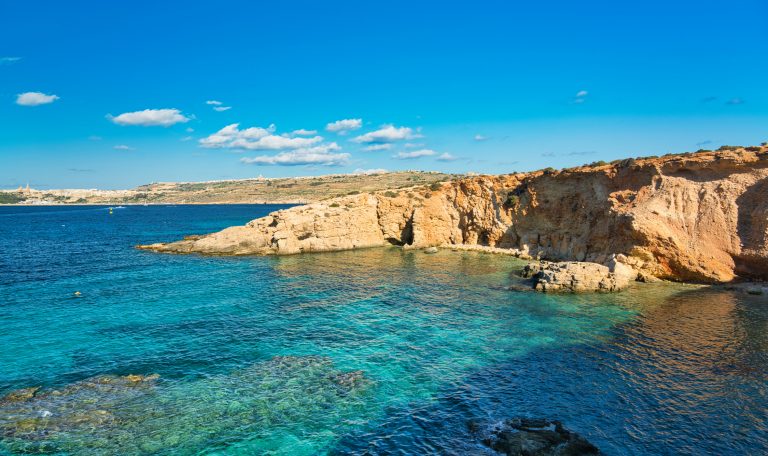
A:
[{"xmin": 0, "ymin": 205, "xmax": 766, "ymax": 455}]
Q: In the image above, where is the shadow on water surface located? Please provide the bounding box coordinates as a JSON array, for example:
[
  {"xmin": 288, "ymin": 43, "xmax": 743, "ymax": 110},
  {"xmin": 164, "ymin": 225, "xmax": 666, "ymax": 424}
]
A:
[{"xmin": 330, "ymin": 287, "xmax": 768, "ymax": 456}]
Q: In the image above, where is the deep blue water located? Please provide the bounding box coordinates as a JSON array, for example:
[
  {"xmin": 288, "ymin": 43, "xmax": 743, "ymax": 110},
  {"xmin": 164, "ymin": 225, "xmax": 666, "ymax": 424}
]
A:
[{"xmin": 0, "ymin": 204, "xmax": 766, "ymax": 455}]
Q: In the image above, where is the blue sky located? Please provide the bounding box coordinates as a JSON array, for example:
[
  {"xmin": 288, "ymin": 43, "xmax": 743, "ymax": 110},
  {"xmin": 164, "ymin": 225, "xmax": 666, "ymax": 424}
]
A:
[{"xmin": 1, "ymin": 0, "xmax": 766, "ymax": 189}]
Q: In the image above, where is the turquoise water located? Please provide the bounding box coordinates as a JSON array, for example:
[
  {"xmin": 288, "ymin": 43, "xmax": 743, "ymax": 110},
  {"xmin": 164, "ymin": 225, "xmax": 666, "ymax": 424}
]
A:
[{"xmin": 1, "ymin": 205, "xmax": 766, "ymax": 455}]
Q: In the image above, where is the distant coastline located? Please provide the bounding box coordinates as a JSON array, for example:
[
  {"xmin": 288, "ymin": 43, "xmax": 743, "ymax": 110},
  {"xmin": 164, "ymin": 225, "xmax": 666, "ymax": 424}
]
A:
[{"xmin": 0, "ymin": 171, "xmax": 452, "ymax": 206}]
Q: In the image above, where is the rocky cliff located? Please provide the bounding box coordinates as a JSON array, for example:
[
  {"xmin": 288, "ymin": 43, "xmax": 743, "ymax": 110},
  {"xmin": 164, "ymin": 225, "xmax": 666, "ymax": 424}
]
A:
[{"xmin": 138, "ymin": 146, "xmax": 768, "ymax": 283}]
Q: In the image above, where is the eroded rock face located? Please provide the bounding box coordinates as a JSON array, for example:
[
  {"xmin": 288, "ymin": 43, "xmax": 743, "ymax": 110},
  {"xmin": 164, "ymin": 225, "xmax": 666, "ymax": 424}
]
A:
[
  {"xmin": 479, "ymin": 418, "xmax": 600, "ymax": 455},
  {"xmin": 138, "ymin": 147, "xmax": 768, "ymax": 283}
]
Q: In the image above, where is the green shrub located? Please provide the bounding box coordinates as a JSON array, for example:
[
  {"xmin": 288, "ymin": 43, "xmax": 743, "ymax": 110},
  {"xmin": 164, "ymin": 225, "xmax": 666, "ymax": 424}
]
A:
[
  {"xmin": 429, "ymin": 182, "xmax": 442, "ymax": 191},
  {"xmin": 329, "ymin": 202, "xmax": 340, "ymax": 207},
  {"xmin": 0, "ymin": 193, "xmax": 24, "ymax": 204},
  {"xmin": 717, "ymin": 145, "xmax": 741, "ymax": 151},
  {"xmin": 505, "ymin": 193, "xmax": 519, "ymax": 207},
  {"xmin": 745, "ymin": 146, "xmax": 761, "ymax": 152},
  {"xmin": 619, "ymin": 158, "xmax": 636, "ymax": 167},
  {"xmin": 384, "ymin": 191, "xmax": 397, "ymax": 198},
  {"xmin": 589, "ymin": 160, "xmax": 608, "ymax": 167}
]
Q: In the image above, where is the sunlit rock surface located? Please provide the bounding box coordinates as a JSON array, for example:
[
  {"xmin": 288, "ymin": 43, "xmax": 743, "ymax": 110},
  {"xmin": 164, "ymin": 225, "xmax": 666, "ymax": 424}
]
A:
[{"xmin": 139, "ymin": 147, "xmax": 768, "ymax": 283}]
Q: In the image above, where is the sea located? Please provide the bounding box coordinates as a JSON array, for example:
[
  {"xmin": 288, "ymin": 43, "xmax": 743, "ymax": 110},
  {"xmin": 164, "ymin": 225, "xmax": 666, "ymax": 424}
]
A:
[{"xmin": 0, "ymin": 204, "xmax": 766, "ymax": 455}]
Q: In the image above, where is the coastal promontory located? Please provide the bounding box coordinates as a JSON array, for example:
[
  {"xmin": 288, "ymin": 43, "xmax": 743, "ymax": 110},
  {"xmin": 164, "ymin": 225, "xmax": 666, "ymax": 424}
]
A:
[{"xmin": 139, "ymin": 146, "xmax": 768, "ymax": 284}]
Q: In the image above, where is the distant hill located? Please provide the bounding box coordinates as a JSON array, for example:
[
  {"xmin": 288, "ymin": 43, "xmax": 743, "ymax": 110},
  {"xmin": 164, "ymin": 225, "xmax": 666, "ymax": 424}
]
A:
[{"xmin": 0, "ymin": 171, "xmax": 457, "ymax": 205}]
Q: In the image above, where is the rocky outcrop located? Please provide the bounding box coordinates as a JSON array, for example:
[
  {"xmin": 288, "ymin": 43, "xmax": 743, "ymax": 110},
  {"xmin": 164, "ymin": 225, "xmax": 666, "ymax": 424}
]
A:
[
  {"xmin": 521, "ymin": 260, "xmax": 634, "ymax": 293},
  {"xmin": 138, "ymin": 146, "xmax": 768, "ymax": 283},
  {"xmin": 478, "ymin": 418, "xmax": 600, "ymax": 455}
]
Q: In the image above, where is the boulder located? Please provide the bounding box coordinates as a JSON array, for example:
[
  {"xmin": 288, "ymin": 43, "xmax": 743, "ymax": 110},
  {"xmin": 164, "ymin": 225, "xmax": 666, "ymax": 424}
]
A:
[
  {"xmin": 529, "ymin": 261, "xmax": 632, "ymax": 293},
  {"xmin": 480, "ymin": 418, "xmax": 600, "ymax": 455}
]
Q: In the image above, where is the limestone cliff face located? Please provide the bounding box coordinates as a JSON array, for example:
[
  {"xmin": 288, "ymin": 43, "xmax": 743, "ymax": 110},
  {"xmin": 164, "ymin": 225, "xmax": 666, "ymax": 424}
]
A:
[{"xmin": 138, "ymin": 147, "xmax": 768, "ymax": 283}]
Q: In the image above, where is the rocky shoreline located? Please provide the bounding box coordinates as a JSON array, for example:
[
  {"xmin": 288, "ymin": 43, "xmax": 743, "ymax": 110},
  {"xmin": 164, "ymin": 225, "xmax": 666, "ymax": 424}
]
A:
[{"xmin": 138, "ymin": 146, "xmax": 768, "ymax": 289}]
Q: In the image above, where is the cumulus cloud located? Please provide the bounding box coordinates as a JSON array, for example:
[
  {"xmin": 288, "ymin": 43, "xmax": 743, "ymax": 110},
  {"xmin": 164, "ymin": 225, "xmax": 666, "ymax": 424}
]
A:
[
  {"xmin": 206, "ymin": 100, "xmax": 223, "ymax": 105},
  {"xmin": 240, "ymin": 143, "xmax": 348, "ymax": 166},
  {"xmin": 16, "ymin": 91, "xmax": 59, "ymax": 106},
  {"xmin": 436, "ymin": 153, "xmax": 458, "ymax": 161},
  {"xmin": 212, "ymin": 106, "xmax": 229, "ymax": 112},
  {"xmin": 199, "ymin": 122, "xmax": 348, "ymax": 167},
  {"xmin": 1, "ymin": 57, "xmax": 21, "ymax": 65},
  {"xmin": 108, "ymin": 108, "xmax": 190, "ymax": 127},
  {"xmin": 354, "ymin": 125, "xmax": 420, "ymax": 144},
  {"xmin": 353, "ymin": 168, "xmax": 388, "ymax": 175},
  {"xmin": 393, "ymin": 149, "xmax": 436, "ymax": 159},
  {"xmin": 326, "ymin": 118, "xmax": 362, "ymax": 133},
  {"xmin": 363, "ymin": 143, "xmax": 392, "ymax": 151},
  {"xmin": 236, "ymin": 135, "xmax": 323, "ymax": 150},
  {"xmin": 474, "ymin": 134, "xmax": 489, "ymax": 141},
  {"xmin": 291, "ymin": 129, "xmax": 318, "ymax": 136},
  {"xmin": 114, "ymin": 144, "xmax": 135, "ymax": 150}
]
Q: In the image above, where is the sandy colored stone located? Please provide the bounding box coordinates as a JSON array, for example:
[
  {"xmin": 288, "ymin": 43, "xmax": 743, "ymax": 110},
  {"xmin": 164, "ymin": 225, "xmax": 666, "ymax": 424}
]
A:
[{"xmin": 139, "ymin": 147, "xmax": 768, "ymax": 283}]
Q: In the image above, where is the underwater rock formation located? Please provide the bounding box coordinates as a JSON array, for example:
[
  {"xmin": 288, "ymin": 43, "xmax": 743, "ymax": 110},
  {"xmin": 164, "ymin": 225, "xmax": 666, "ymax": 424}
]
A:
[
  {"xmin": 0, "ymin": 357, "xmax": 371, "ymax": 454},
  {"xmin": 479, "ymin": 418, "xmax": 600, "ymax": 455}
]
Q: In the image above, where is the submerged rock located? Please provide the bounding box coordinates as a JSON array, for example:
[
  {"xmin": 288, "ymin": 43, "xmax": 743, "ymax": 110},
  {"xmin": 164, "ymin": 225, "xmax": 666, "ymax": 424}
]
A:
[
  {"xmin": 480, "ymin": 418, "xmax": 600, "ymax": 455},
  {"xmin": 0, "ymin": 357, "xmax": 373, "ymax": 454},
  {"xmin": 0, "ymin": 387, "xmax": 40, "ymax": 404},
  {"xmin": 0, "ymin": 374, "xmax": 160, "ymax": 446},
  {"xmin": 424, "ymin": 246, "xmax": 439, "ymax": 254}
]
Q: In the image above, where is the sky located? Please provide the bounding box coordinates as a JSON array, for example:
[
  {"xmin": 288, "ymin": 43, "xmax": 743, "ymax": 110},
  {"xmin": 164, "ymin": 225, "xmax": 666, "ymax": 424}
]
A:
[{"xmin": 1, "ymin": 0, "xmax": 767, "ymax": 189}]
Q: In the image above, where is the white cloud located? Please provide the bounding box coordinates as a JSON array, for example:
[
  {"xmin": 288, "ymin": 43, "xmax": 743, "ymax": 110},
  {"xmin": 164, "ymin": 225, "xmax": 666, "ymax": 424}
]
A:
[
  {"xmin": 393, "ymin": 149, "xmax": 436, "ymax": 159},
  {"xmin": 186, "ymin": 127, "xmax": 194, "ymax": 133},
  {"xmin": 291, "ymin": 129, "xmax": 318, "ymax": 136},
  {"xmin": 180, "ymin": 136, "xmax": 194, "ymax": 142},
  {"xmin": 353, "ymin": 168, "xmax": 388, "ymax": 175},
  {"xmin": 353, "ymin": 125, "xmax": 420, "ymax": 143},
  {"xmin": 206, "ymin": 100, "xmax": 223, "ymax": 105},
  {"xmin": 213, "ymin": 106, "xmax": 231, "ymax": 112},
  {"xmin": 240, "ymin": 143, "xmax": 348, "ymax": 166},
  {"xmin": 363, "ymin": 143, "xmax": 392, "ymax": 151},
  {"xmin": 114, "ymin": 144, "xmax": 135, "ymax": 150},
  {"xmin": 572, "ymin": 90, "xmax": 589, "ymax": 104},
  {"xmin": 200, "ymin": 123, "xmax": 329, "ymax": 151},
  {"xmin": 436, "ymin": 153, "xmax": 458, "ymax": 161},
  {"xmin": 1, "ymin": 57, "xmax": 21, "ymax": 65},
  {"xmin": 474, "ymin": 134, "xmax": 488, "ymax": 141},
  {"xmin": 235, "ymin": 135, "xmax": 322, "ymax": 150},
  {"xmin": 108, "ymin": 108, "xmax": 190, "ymax": 127},
  {"xmin": 16, "ymin": 91, "xmax": 59, "ymax": 106},
  {"xmin": 404, "ymin": 142, "xmax": 425, "ymax": 149},
  {"xmin": 326, "ymin": 118, "xmax": 362, "ymax": 133}
]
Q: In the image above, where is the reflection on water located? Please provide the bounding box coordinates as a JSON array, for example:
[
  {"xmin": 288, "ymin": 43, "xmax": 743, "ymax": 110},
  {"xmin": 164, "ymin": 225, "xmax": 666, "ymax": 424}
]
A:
[{"xmin": 1, "ymin": 205, "xmax": 767, "ymax": 455}]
